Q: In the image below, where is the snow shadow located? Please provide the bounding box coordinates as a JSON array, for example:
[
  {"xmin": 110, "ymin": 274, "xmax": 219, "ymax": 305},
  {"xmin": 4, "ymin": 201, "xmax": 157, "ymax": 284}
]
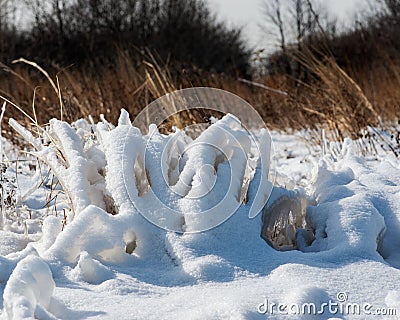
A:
[
  {"xmin": 49, "ymin": 297, "xmax": 107, "ymax": 320},
  {"xmin": 371, "ymin": 195, "xmax": 400, "ymax": 269}
]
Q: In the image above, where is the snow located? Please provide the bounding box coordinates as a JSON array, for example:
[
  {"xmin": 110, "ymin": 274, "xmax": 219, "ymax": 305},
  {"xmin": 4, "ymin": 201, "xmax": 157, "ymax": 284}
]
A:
[
  {"xmin": 1, "ymin": 111, "xmax": 400, "ymax": 319},
  {"xmin": 3, "ymin": 255, "xmax": 55, "ymax": 320},
  {"xmin": 69, "ymin": 251, "xmax": 115, "ymax": 285}
]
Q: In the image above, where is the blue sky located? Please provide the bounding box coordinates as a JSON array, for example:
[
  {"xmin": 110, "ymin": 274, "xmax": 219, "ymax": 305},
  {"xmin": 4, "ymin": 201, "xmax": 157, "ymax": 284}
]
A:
[{"xmin": 208, "ymin": 0, "xmax": 368, "ymax": 50}]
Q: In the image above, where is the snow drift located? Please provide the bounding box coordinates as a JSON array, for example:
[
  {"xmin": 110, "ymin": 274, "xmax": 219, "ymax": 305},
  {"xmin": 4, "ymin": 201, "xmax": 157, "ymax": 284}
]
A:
[
  {"xmin": 0, "ymin": 108, "xmax": 399, "ymax": 319},
  {"xmin": 3, "ymin": 255, "xmax": 55, "ymax": 320}
]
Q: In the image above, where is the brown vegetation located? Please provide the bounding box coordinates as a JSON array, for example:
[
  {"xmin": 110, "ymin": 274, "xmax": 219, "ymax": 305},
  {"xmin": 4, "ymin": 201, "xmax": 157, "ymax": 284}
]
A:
[{"xmin": 1, "ymin": 0, "xmax": 400, "ymax": 156}]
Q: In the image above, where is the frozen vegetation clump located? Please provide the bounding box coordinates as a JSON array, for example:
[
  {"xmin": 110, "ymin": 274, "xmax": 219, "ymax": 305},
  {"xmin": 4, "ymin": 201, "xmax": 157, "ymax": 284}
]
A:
[
  {"xmin": 0, "ymin": 108, "xmax": 397, "ymax": 319},
  {"xmin": 8, "ymin": 109, "xmax": 273, "ymax": 262}
]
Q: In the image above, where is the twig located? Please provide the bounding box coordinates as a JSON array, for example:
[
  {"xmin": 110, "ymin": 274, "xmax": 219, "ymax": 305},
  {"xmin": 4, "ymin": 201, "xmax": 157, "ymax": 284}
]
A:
[
  {"xmin": 0, "ymin": 95, "xmax": 35, "ymax": 124},
  {"xmin": 56, "ymin": 75, "xmax": 63, "ymax": 121},
  {"xmin": 12, "ymin": 58, "xmax": 65, "ymax": 114},
  {"xmin": 12, "ymin": 58, "xmax": 58, "ymax": 94},
  {"xmin": 0, "ymin": 102, "xmax": 5, "ymax": 227},
  {"xmin": 0, "ymin": 102, "xmax": 5, "ymax": 161},
  {"xmin": 238, "ymin": 78, "xmax": 289, "ymax": 96}
]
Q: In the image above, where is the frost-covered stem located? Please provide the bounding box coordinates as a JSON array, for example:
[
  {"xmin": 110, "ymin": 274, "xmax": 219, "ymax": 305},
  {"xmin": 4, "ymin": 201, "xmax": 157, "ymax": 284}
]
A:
[
  {"xmin": 0, "ymin": 102, "xmax": 5, "ymax": 156},
  {"xmin": 322, "ymin": 128, "xmax": 328, "ymax": 156},
  {"xmin": 9, "ymin": 118, "xmax": 92, "ymax": 220},
  {"xmin": 0, "ymin": 102, "xmax": 6, "ymax": 228}
]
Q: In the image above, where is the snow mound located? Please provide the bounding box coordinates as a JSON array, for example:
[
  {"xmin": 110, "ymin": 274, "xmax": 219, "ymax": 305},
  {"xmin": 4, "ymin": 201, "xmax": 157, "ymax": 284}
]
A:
[
  {"xmin": 306, "ymin": 154, "xmax": 387, "ymax": 258},
  {"xmin": 70, "ymin": 251, "xmax": 114, "ymax": 284},
  {"xmin": 3, "ymin": 255, "xmax": 55, "ymax": 320},
  {"xmin": 281, "ymin": 286, "xmax": 331, "ymax": 319},
  {"xmin": 44, "ymin": 205, "xmax": 136, "ymax": 264},
  {"xmin": 2, "ymin": 109, "xmax": 400, "ymax": 318},
  {"xmin": 9, "ymin": 110, "xmax": 273, "ymax": 261},
  {"xmin": 0, "ymin": 231, "xmax": 30, "ymax": 256}
]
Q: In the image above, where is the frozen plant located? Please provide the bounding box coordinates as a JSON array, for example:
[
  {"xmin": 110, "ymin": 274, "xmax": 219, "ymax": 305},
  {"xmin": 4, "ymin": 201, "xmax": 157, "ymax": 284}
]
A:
[{"xmin": 9, "ymin": 109, "xmax": 273, "ymax": 260}]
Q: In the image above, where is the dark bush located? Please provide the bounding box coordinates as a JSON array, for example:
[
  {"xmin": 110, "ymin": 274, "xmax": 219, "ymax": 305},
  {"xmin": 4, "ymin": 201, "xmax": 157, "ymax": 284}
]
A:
[{"xmin": 0, "ymin": 0, "xmax": 251, "ymax": 76}]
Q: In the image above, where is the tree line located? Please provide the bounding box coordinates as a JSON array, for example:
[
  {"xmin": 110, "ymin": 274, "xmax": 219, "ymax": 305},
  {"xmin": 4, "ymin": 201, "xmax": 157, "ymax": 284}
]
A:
[
  {"xmin": 0, "ymin": 0, "xmax": 251, "ymax": 76},
  {"xmin": 262, "ymin": 0, "xmax": 400, "ymax": 80}
]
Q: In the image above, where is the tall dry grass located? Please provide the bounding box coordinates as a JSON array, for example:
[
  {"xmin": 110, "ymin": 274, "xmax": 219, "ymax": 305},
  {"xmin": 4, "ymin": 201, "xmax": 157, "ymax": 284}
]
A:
[{"xmin": 0, "ymin": 49, "xmax": 399, "ymax": 155}]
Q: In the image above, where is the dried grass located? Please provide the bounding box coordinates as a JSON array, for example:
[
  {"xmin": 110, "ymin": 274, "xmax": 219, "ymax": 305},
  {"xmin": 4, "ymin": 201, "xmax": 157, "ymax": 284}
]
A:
[{"xmin": 0, "ymin": 49, "xmax": 399, "ymax": 155}]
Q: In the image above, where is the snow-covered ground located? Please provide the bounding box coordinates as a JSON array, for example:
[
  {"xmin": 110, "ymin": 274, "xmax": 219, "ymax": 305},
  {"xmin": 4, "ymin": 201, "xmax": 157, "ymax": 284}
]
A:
[{"xmin": 0, "ymin": 112, "xmax": 400, "ymax": 319}]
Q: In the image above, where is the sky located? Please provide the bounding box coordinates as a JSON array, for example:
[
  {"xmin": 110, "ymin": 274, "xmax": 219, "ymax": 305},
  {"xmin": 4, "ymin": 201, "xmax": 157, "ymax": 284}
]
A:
[{"xmin": 208, "ymin": 0, "xmax": 369, "ymax": 50}]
